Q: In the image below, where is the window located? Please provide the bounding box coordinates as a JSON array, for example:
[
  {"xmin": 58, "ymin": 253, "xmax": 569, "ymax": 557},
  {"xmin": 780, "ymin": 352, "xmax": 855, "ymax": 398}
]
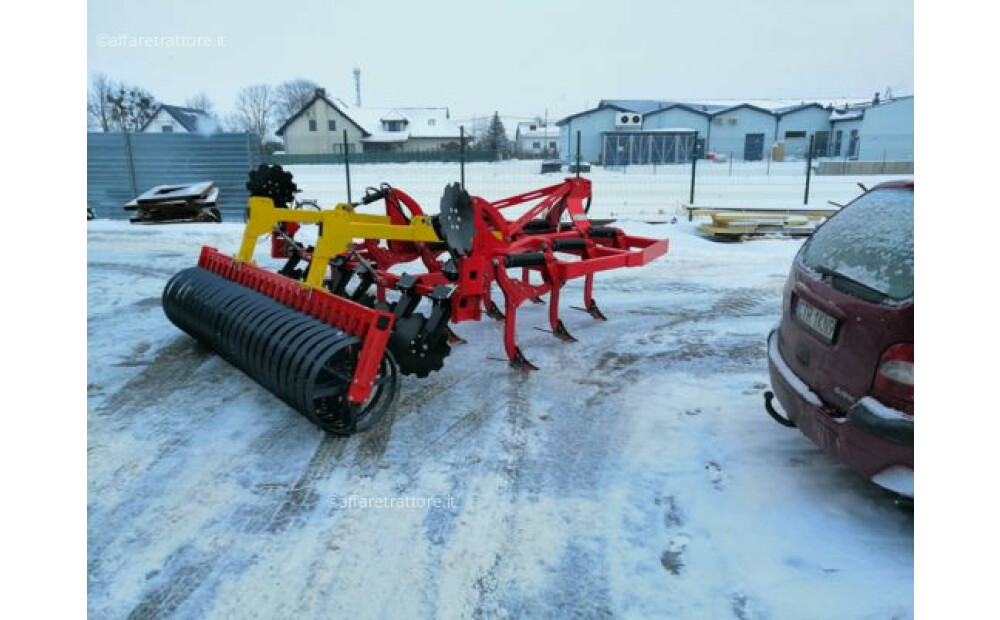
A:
[
  {"xmin": 328, "ymin": 120, "xmax": 336, "ymax": 131},
  {"xmin": 784, "ymin": 130, "xmax": 806, "ymax": 139},
  {"xmin": 799, "ymin": 188, "xmax": 913, "ymax": 301},
  {"xmin": 848, "ymin": 129, "xmax": 860, "ymax": 158},
  {"xmin": 161, "ymin": 125, "xmax": 173, "ymax": 133},
  {"xmin": 549, "ymin": 141, "xmax": 556, "ymax": 148},
  {"xmin": 530, "ymin": 124, "xmax": 537, "ymax": 130},
  {"xmin": 533, "ymin": 142, "xmax": 541, "ymax": 149},
  {"xmin": 308, "ymin": 119, "xmax": 317, "ymax": 131},
  {"xmin": 383, "ymin": 120, "xmax": 406, "ymax": 132}
]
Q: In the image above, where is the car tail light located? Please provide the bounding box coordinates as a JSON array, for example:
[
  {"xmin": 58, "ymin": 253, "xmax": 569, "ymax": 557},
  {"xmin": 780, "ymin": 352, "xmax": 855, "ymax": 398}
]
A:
[{"xmin": 873, "ymin": 343, "xmax": 913, "ymax": 414}]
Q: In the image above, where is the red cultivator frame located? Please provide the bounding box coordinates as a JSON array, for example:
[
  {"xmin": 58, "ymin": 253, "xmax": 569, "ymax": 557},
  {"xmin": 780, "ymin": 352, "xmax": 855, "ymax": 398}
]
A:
[
  {"xmin": 163, "ymin": 166, "xmax": 667, "ymax": 434},
  {"xmin": 326, "ymin": 177, "xmax": 667, "ymax": 368}
]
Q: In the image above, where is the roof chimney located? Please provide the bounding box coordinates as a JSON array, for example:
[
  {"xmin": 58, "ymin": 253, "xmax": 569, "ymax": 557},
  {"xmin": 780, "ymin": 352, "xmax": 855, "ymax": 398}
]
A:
[{"xmin": 315, "ymin": 87, "xmax": 326, "ymax": 98}]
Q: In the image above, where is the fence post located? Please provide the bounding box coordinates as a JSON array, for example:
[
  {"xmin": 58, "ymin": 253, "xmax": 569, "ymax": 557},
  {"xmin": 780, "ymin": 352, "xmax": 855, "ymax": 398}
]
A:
[
  {"xmin": 460, "ymin": 126, "xmax": 466, "ymax": 188},
  {"xmin": 804, "ymin": 134, "xmax": 815, "ymax": 205},
  {"xmin": 766, "ymin": 152, "xmax": 771, "ymax": 176},
  {"xmin": 729, "ymin": 153, "xmax": 733, "ymax": 177},
  {"xmin": 123, "ymin": 131, "xmax": 138, "ymax": 198},
  {"xmin": 882, "ymin": 149, "xmax": 887, "ymax": 174},
  {"xmin": 343, "ymin": 129, "xmax": 352, "ymax": 203},
  {"xmin": 575, "ymin": 130, "xmax": 581, "ymax": 178},
  {"xmin": 689, "ymin": 131, "xmax": 699, "ymax": 214}
]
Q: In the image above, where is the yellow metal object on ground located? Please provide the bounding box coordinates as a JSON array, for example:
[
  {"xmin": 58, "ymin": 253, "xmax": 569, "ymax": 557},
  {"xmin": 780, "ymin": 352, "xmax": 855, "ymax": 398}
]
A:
[
  {"xmin": 680, "ymin": 205, "xmax": 835, "ymax": 241},
  {"xmin": 237, "ymin": 196, "xmax": 441, "ymax": 288}
]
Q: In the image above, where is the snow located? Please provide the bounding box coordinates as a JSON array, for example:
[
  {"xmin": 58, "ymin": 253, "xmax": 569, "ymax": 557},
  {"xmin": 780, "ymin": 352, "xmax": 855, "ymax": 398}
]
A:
[
  {"xmin": 280, "ymin": 159, "xmax": 912, "ymax": 223},
  {"xmin": 855, "ymin": 396, "xmax": 911, "ymax": 423},
  {"xmin": 88, "ymin": 167, "xmax": 913, "ymax": 618}
]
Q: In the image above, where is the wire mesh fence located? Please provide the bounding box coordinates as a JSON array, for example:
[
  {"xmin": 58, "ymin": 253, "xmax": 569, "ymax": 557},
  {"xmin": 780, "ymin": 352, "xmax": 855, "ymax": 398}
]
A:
[{"xmin": 279, "ymin": 155, "xmax": 911, "ymax": 223}]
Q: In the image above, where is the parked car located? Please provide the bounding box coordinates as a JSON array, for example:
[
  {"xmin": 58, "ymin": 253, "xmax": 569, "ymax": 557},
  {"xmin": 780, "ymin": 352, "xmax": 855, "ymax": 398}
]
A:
[{"xmin": 764, "ymin": 180, "xmax": 914, "ymax": 497}]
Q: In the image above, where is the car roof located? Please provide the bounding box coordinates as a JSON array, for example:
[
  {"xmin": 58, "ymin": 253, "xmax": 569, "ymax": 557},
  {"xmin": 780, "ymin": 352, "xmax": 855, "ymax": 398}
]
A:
[{"xmin": 871, "ymin": 179, "xmax": 914, "ymax": 191}]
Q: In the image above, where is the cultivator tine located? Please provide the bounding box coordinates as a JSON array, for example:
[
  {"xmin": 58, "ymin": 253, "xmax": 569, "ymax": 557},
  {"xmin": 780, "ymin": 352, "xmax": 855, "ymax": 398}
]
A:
[
  {"xmin": 446, "ymin": 327, "xmax": 467, "ymax": 345},
  {"xmin": 571, "ymin": 300, "xmax": 608, "ymax": 321},
  {"xmin": 509, "ymin": 347, "xmax": 538, "ymax": 371},
  {"xmin": 578, "ymin": 274, "xmax": 608, "ymax": 321},
  {"xmin": 551, "ymin": 319, "xmax": 578, "ymax": 342},
  {"xmin": 485, "ymin": 299, "xmax": 506, "ymax": 321}
]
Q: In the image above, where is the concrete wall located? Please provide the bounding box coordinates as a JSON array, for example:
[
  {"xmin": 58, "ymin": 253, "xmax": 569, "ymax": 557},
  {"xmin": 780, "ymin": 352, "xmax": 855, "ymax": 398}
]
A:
[
  {"xmin": 817, "ymin": 160, "xmax": 914, "ymax": 175},
  {"xmin": 859, "ymin": 97, "xmax": 914, "ymax": 161},
  {"xmin": 143, "ymin": 109, "xmax": 189, "ymax": 133},
  {"xmin": 776, "ymin": 107, "xmax": 832, "ymax": 158},
  {"xmin": 706, "ymin": 107, "xmax": 777, "ymax": 159},
  {"xmin": 282, "ymin": 100, "xmax": 365, "ymax": 155}
]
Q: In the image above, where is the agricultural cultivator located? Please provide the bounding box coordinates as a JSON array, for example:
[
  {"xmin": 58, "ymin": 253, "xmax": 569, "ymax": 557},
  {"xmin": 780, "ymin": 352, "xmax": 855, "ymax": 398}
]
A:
[{"xmin": 162, "ymin": 165, "xmax": 668, "ymax": 434}]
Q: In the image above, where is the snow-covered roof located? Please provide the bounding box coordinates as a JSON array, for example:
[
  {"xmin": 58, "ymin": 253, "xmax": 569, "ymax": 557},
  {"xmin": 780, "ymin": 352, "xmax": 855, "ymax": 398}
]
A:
[
  {"xmin": 560, "ymin": 97, "xmax": 885, "ymax": 125},
  {"xmin": 141, "ymin": 104, "xmax": 214, "ymax": 132},
  {"xmin": 335, "ymin": 103, "xmax": 464, "ymax": 142},
  {"xmin": 275, "ymin": 90, "xmax": 465, "ymax": 142}
]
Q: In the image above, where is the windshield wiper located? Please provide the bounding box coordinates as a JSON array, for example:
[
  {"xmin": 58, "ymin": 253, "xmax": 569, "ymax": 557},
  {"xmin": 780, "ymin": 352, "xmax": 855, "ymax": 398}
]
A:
[{"xmin": 813, "ymin": 265, "xmax": 889, "ymax": 302}]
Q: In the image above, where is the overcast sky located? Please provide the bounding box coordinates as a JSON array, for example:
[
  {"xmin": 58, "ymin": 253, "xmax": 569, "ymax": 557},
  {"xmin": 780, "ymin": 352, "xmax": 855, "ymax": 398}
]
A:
[{"xmin": 88, "ymin": 0, "xmax": 913, "ymax": 124}]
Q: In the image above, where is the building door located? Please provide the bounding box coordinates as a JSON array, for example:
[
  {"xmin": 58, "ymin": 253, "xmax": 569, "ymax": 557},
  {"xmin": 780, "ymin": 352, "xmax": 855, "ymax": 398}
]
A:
[
  {"xmin": 743, "ymin": 133, "xmax": 765, "ymax": 161},
  {"xmin": 848, "ymin": 130, "xmax": 860, "ymax": 158},
  {"xmin": 813, "ymin": 131, "xmax": 830, "ymax": 156},
  {"xmin": 832, "ymin": 131, "xmax": 843, "ymax": 157}
]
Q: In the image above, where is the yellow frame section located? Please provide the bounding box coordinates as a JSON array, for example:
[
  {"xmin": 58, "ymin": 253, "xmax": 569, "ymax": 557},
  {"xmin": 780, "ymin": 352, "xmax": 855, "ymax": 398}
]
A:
[{"xmin": 237, "ymin": 196, "xmax": 442, "ymax": 289}]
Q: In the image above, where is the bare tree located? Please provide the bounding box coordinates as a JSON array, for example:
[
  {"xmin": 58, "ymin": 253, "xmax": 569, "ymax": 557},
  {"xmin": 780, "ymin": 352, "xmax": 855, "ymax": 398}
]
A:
[
  {"xmin": 87, "ymin": 73, "xmax": 117, "ymax": 132},
  {"xmin": 185, "ymin": 92, "xmax": 217, "ymax": 118},
  {"xmin": 230, "ymin": 84, "xmax": 277, "ymax": 137},
  {"xmin": 275, "ymin": 79, "xmax": 320, "ymax": 124},
  {"xmin": 105, "ymin": 84, "xmax": 158, "ymax": 132}
]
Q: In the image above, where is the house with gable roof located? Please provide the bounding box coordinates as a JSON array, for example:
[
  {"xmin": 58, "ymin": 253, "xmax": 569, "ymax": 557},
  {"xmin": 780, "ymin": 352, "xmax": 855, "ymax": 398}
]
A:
[{"xmin": 276, "ymin": 89, "xmax": 468, "ymax": 155}]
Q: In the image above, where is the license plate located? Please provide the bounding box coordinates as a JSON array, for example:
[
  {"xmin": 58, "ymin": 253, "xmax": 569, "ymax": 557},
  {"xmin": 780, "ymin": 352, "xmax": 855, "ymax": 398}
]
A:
[{"xmin": 794, "ymin": 297, "xmax": 838, "ymax": 342}]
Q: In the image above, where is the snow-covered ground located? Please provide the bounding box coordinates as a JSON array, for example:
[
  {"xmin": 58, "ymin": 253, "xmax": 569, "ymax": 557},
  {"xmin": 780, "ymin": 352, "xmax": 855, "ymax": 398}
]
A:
[
  {"xmin": 278, "ymin": 159, "xmax": 907, "ymax": 221},
  {"xmin": 88, "ymin": 170, "xmax": 913, "ymax": 619}
]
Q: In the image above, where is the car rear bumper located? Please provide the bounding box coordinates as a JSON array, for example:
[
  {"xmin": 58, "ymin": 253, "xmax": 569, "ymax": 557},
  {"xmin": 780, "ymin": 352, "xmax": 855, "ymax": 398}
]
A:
[{"xmin": 766, "ymin": 330, "xmax": 914, "ymax": 497}]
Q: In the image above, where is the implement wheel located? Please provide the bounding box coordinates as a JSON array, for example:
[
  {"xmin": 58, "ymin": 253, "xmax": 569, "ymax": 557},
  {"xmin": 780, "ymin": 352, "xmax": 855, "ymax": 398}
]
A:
[{"xmin": 310, "ymin": 347, "xmax": 399, "ymax": 435}]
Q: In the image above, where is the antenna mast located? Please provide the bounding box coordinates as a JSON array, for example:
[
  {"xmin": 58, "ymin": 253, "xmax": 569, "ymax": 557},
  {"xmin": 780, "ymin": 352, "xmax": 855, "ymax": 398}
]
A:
[{"xmin": 353, "ymin": 67, "xmax": 362, "ymax": 107}]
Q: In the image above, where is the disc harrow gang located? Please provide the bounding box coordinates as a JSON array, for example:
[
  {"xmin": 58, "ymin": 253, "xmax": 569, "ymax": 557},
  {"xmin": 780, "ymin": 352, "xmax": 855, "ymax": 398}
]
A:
[{"xmin": 162, "ymin": 165, "xmax": 668, "ymax": 435}]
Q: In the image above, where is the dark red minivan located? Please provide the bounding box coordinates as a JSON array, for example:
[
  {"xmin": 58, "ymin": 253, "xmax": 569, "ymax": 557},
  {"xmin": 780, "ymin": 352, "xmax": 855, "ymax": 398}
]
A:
[{"xmin": 765, "ymin": 181, "xmax": 914, "ymax": 497}]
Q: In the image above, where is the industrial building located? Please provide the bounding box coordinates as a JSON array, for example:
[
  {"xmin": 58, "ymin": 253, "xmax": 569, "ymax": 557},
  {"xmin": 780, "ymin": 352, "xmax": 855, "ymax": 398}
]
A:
[{"xmin": 556, "ymin": 96, "xmax": 913, "ymax": 165}]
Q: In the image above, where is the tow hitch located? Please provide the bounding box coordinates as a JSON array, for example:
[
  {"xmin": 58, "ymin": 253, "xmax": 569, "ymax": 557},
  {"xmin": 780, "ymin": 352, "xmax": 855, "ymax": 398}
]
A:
[{"xmin": 763, "ymin": 391, "xmax": 796, "ymax": 428}]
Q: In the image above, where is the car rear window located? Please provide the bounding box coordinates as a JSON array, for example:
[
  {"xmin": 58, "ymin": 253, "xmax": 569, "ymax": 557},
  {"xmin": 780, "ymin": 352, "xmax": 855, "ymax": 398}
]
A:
[{"xmin": 799, "ymin": 187, "xmax": 914, "ymax": 301}]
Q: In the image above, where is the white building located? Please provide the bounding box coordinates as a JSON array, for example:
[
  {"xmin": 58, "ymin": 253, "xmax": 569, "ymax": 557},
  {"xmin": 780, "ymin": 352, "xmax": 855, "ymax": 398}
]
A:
[
  {"xmin": 276, "ymin": 89, "xmax": 468, "ymax": 155},
  {"xmin": 556, "ymin": 96, "xmax": 913, "ymax": 165},
  {"xmin": 514, "ymin": 122, "xmax": 560, "ymax": 156},
  {"xmin": 140, "ymin": 105, "xmax": 216, "ymax": 134},
  {"xmin": 856, "ymin": 96, "xmax": 913, "ymax": 161}
]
